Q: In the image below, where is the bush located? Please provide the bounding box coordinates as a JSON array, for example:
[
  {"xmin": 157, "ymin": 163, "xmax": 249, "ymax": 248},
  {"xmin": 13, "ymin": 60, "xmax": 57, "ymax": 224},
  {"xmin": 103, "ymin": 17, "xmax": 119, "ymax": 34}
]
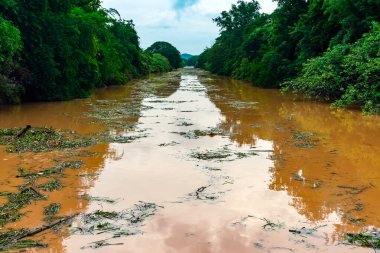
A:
[
  {"xmin": 284, "ymin": 22, "xmax": 380, "ymax": 114},
  {"xmin": 148, "ymin": 53, "xmax": 172, "ymax": 73}
]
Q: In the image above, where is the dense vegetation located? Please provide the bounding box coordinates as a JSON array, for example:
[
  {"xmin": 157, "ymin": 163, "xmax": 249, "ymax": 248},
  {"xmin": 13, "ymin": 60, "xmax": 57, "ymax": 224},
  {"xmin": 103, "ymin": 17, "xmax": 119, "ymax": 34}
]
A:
[
  {"xmin": 185, "ymin": 56, "xmax": 199, "ymax": 66},
  {"xmin": 197, "ymin": 0, "xmax": 380, "ymax": 114},
  {"xmin": 146, "ymin": 42, "xmax": 182, "ymax": 69},
  {"xmin": 145, "ymin": 53, "xmax": 172, "ymax": 73},
  {"xmin": 0, "ymin": 1, "xmax": 176, "ymax": 104},
  {"xmin": 0, "ymin": 15, "xmax": 22, "ymax": 104}
]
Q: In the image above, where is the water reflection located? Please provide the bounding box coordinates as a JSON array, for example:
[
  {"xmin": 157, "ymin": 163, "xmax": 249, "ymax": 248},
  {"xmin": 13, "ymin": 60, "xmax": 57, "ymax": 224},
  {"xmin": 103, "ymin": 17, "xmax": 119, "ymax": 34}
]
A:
[
  {"xmin": 204, "ymin": 74, "xmax": 380, "ymax": 232},
  {"xmin": 0, "ymin": 69, "xmax": 379, "ymax": 252}
]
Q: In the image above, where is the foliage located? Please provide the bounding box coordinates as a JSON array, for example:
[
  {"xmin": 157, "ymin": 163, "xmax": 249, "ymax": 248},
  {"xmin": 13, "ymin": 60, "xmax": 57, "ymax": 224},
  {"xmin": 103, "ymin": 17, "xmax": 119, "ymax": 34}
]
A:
[
  {"xmin": 0, "ymin": 16, "xmax": 21, "ymax": 63},
  {"xmin": 147, "ymin": 53, "xmax": 172, "ymax": 73},
  {"xmin": 285, "ymin": 23, "xmax": 380, "ymax": 114},
  {"xmin": 198, "ymin": 0, "xmax": 380, "ymax": 114},
  {"xmin": 146, "ymin": 41, "xmax": 182, "ymax": 69},
  {"xmin": 0, "ymin": 1, "xmax": 173, "ymax": 103},
  {"xmin": 186, "ymin": 56, "xmax": 199, "ymax": 66},
  {"xmin": 213, "ymin": 0, "xmax": 260, "ymax": 31},
  {"xmin": 0, "ymin": 16, "xmax": 23, "ymax": 104}
]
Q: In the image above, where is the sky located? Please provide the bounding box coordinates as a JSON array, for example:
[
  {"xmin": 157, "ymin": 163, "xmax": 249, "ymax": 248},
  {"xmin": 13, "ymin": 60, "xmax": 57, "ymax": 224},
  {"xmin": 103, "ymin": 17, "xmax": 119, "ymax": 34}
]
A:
[{"xmin": 101, "ymin": 0, "xmax": 277, "ymax": 55}]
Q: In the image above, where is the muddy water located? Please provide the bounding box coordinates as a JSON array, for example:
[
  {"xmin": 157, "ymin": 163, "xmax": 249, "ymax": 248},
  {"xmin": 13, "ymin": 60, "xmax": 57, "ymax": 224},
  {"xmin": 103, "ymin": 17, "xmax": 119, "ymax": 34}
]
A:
[{"xmin": 0, "ymin": 68, "xmax": 380, "ymax": 252}]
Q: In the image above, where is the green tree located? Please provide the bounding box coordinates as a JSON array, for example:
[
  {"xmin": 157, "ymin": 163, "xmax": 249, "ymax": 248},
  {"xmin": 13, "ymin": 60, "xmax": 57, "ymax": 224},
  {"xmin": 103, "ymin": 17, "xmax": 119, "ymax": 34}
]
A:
[
  {"xmin": 284, "ymin": 22, "xmax": 380, "ymax": 114},
  {"xmin": 147, "ymin": 53, "xmax": 172, "ymax": 73},
  {"xmin": 213, "ymin": 0, "xmax": 260, "ymax": 32},
  {"xmin": 146, "ymin": 42, "xmax": 182, "ymax": 69},
  {"xmin": 0, "ymin": 16, "xmax": 23, "ymax": 104},
  {"xmin": 198, "ymin": 0, "xmax": 380, "ymax": 114},
  {"xmin": 186, "ymin": 56, "xmax": 199, "ymax": 66},
  {"xmin": 0, "ymin": 0, "xmax": 162, "ymax": 103}
]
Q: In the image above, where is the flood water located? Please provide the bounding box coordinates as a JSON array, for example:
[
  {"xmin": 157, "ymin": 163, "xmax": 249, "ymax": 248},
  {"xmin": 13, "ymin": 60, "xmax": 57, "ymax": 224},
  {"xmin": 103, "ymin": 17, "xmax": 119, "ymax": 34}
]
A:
[{"xmin": 0, "ymin": 68, "xmax": 379, "ymax": 252}]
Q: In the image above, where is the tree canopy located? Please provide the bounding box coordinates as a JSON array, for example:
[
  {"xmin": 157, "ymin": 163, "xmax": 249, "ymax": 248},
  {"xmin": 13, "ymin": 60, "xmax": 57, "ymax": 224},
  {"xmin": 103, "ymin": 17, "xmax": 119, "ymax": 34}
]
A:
[
  {"xmin": 0, "ymin": 1, "xmax": 176, "ymax": 103},
  {"xmin": 198, "ymin": 0, "xmax": 380, "ymax": 114},
  {"xmin": 146, "ymin": 42, "xmax": 182, "ymax": 69}
]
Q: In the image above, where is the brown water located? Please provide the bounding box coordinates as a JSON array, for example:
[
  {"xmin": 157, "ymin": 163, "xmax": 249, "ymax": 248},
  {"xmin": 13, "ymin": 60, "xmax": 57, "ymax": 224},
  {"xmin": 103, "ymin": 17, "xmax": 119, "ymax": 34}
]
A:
[{"xmin": 0, "ymin": 68, "xmax": 379, "ymax": 252}]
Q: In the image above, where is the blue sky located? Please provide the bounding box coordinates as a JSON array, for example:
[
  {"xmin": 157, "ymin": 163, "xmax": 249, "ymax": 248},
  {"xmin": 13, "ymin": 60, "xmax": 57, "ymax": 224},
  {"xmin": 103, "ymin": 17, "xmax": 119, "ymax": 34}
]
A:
[{"xmin": 101, "ymin": 0, "xmax": 277, "ymax": 55}]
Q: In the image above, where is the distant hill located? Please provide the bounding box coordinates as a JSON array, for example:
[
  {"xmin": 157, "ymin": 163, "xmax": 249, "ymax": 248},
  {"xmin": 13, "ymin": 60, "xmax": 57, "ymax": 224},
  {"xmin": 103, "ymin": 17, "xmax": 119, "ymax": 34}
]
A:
[{"xmin": 181, "ymin": 54, "xmax": 193, "ymax": 60}]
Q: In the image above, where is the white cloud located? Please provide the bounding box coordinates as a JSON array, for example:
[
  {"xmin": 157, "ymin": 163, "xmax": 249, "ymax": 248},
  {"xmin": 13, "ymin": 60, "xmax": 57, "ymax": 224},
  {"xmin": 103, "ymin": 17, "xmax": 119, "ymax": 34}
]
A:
[{"xmin": 101, "ymin": 0, "xmax": 277, "ymax": 54}]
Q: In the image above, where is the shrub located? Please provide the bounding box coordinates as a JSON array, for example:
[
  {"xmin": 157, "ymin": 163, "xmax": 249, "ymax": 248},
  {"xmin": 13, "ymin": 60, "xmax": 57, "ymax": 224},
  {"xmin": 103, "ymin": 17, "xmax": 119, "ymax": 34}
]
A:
[{"xmin": 284, "ymin": 22, "xmax": 380, "ymax": 114}]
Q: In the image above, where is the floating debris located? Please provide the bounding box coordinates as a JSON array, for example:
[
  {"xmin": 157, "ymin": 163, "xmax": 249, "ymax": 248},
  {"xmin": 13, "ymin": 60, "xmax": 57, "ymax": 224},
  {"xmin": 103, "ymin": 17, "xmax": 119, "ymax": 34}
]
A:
[
  {"xmin": 337, "ymin": 185, "xmax": 372, "ymax": 195},
  {"xmin": 158, "ymin": 141, "xmax": 179, "ymax": 147},
  {"xmin": 84, "ymin": 100, "xmax": 144, "ymax": 130},
  {"xmin": 190, "ymin": 147, "xmax": 257, "ymax": 162},
  {"xmin": 106, "ymin": 134, "xmax": 149, "ymax": 144},
  {"xmin": 72, "ymin": 202, "xmax": 161, "ymax": 246},
  {"xmin": 289, "ymin": 225, "xmax": 327, "ymax": 235},
  {"xmin": 191, "ymin": 150, "xmax": 231, "ymax": 160},
  {"xmin": 83, "ymin": 196, "xmax": 117, "ymax": 204},
  {"xmin": 190, "ymin": 186, "xmax": 219, "ymax": 201},
  {"xmin": 228, "ymin": 101, "xmax": 258, "ymax": 109},
  {"xmin": 261, "ymin": 218, "xmax": 284, "ymax": 231},
  {"xmin": 173, "ymin": 128, "xmax": 227, "ymax": 139},
  {"xmin": 346, "ymin": 229, "xmax": 380, "ymax": 249},
  {"xmin": 38, "ymin": 180, "xmax": 62, "ymax": 192},
  {"xmin": 43, "ymin": 203, "xmax": 61, "ymax": 216},
  {"xmin": 172, "ymin": 131, "xmax": 199, "ymax": 139},
  {"xmin": 83, "ymin": 240, "xmax": 124, "ymax": 249},
  {"xmin": 347, "ymin": 216, "xmax": 366, "ymax": 224},
  {"xmin": 0, "ymin": 127, "xmax": 95, "ymax": 153},
  {"xmin": 0, "ymin": 187, "xmax": 46, "ymax": 226},
  {"xmin": 0, "ymin": 229, "xmax": 47, "ymax": 251},
  {"xmin": 17, "ymin": 161, "xmax": 83, "ymax": 179},
  {"xmin": 0, "ymin": 215, "xmax": 77, "ymax": 251},
  {"xmin": 289, "ymin": 131, "xmax": 319, "ymax": 149},
  {"xmin": 176, "ymin": 122, "xmax": 194, "ymax": 127}
]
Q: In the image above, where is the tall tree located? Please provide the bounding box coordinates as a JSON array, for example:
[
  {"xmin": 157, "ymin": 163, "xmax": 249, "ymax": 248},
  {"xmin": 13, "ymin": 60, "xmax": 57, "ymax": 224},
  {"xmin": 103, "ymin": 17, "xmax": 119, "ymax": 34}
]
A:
[{"xmin": 146, "ymin": 42, "xmax": 182, "ymax": 69}]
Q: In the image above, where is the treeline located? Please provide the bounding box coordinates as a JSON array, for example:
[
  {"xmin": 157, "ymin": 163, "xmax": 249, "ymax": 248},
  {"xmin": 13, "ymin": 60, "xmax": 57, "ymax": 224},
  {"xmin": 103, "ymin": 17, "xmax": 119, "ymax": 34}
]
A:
[
  {"xmin": 185, "ymin": 56, "xmax": 199, "ymax": 67},
  {"xmin": 0, "ymin": 0, "xmax": 179, "ymax": 104},
  {"xmin": 197, "ymin": 0, "xmax": 380, "ymax": 114}
]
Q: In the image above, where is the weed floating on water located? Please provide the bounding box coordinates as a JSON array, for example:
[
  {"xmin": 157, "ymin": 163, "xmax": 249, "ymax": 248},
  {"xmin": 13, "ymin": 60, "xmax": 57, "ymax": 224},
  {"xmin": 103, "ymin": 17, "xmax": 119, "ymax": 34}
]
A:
[
  {"xmin": 0, "ymin": 127, "xmax": 95, "ymax": 153},
  {"xmin": 346, "ymin": 229, "xmax": 380, "ymax": 249},
  {"xmin": 72, "ymin": 202, "xmax": 162, "ymax": 249},
  {"xmin": 43, "ymin": 203, "xmax": 61, "ymax": 216},
  {"xmin": 288, "ymin": 131, "xmax": 319, "ymax": 148},
  {"xmin": 0, "ymin": 187, "xmax": 46, "ymax": 226},
  {"xmin": 38, "ymin": 180, "xmax": 62, "ymax": 192}
]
